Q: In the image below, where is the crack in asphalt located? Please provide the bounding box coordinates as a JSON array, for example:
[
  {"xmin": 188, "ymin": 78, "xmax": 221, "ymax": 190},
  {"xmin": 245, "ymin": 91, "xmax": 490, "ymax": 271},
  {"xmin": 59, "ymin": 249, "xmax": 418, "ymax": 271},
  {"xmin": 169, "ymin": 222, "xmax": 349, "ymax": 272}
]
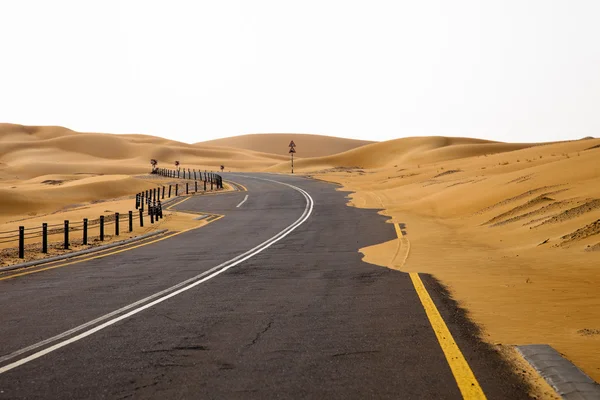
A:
[
  {"xmin": 247, "ymin": 320, "xmax": 273, "ymax": 347},
  {"xmin": 331, "ymin": 350, "xmax": 380, "ymax": 358}
]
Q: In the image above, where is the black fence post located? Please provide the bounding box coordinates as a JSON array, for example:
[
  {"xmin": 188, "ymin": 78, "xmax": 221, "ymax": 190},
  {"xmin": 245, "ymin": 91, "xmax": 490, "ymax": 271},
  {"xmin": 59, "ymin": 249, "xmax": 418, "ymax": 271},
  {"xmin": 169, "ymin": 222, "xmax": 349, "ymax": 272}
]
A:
[
  {"xmin": 129, "ymin": 211, "xmax": 133, "ymax": 232},
  {"xmin": 168, "ymin": 184, "xmax": 172, "ymax": 198},
  {"xmin": 83, "ymin": 219, "xmax": 88, "ymax": 245},
  {"xmin": 186, "ymin": 182, "xmax": 189, "ymax": 194},
  {"xmin": 139, "ymin": 209, "xmax": 144, "ymax": 227},
  {"xmin": 42, "ymin": 223, "xmax": 48, "ymax": 253},
  {"xmin": 150, "ymin": 208, "xmax": 154, "ymax": 224},
  {"xmin": 158, "ymin": 201, "xmax": 163, "ymax": 218},
  {"xmin": 64, "ymin": 220, "xmax": 69, "ymax": 249},
  {"xmin": 211, "ymin": 179, "xmax": 213, "ymax": 191},
  {"xmin": 195, "ymin": 181, "xmax": 198, "ymax": 193},
  {"xmin": 162, "ymin": 186, "xmax": 165, "ymax": 199},
  {"xmin": 115, "ymin": 212, "xmax": 119, "ymax": 236},
  {"xmin": 204, "ymin": 180, "xmax": 207, "ymax": 191},
  {"xmin": 152, "ymin": 188, "xmax": 156, "ymax": 203},
  {"xmin": 175, "ymin": 184, "xmax": 178, "ymax": 196},
  {"xmin": 194, "ymin": 170, "xmax": 197, "ymax": 180},
  {"xmin": 135, "ymin": 193, "xmax": 139, "ymax": 209},
  {"xmin": 100, "ymin": 216, "xmax": 105, "ymax": 241},
  {"xmin": 19, "ymin": 226, "xmax": 24, "ymax": 259}
]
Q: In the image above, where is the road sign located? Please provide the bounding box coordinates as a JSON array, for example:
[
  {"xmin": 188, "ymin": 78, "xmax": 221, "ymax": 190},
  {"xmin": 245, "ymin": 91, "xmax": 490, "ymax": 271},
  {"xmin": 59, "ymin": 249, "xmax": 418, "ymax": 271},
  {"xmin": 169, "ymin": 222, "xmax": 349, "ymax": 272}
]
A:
[
  {"xmin": 289, "ymin": 147, "xmax": 296, "ymax": 153},
  {"xmin": 289, "ymin": 140, "xmax": 296, "ymax": 148}
]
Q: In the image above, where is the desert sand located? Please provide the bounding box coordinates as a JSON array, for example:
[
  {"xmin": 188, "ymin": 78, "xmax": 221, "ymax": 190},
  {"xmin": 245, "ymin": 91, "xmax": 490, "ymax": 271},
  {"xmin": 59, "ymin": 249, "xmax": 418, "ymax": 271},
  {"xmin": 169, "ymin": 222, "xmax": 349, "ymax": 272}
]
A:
[
  {"xmin": 200, "ymin": 133, "xmax": 373, "ymax": 157},
  {"xmin": 1, "ymin": 123, "xmax": 599, "ymax": 383},
  {"xmin": 0, "ymin": 124, "xmax": 284, "ymax": 222}
]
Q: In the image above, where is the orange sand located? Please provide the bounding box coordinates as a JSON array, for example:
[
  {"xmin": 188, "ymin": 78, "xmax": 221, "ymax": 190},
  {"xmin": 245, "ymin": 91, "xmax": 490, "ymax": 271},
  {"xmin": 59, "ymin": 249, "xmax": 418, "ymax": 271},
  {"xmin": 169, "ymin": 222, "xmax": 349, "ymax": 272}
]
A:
[{"xmin": 199, "ymin": 133, "xmax": 373, "ymax": 158}]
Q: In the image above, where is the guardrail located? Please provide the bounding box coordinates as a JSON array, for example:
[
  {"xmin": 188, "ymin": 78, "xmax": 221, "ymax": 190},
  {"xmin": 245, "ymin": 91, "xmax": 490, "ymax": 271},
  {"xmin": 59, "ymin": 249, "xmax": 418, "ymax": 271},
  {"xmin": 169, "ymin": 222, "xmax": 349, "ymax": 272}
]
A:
[
  {"xmin": 153, "ymin": 167, "xmax": 223, "ymax": 190},
  {"xmin": 1, "ymin": 198, "xmax": 164, "ymax": 261},
  {"xmin": 1, "ymin": 171, "xmax": 224, "ymax": 261}
]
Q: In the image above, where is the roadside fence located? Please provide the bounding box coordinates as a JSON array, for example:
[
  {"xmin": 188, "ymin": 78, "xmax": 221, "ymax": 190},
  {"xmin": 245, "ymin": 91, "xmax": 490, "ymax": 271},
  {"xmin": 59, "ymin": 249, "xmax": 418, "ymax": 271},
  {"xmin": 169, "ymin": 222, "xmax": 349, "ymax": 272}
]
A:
[
  {"xmin": 153, "ymin": 167, "xmax": 223, "ymax": 190},
  {"xmin": 1, "ymin": 198, "xmax": 165, "ymax": 260},
  {"xmin": 1, "ymin": 169, "xmax": 223, "ymax": 261}
]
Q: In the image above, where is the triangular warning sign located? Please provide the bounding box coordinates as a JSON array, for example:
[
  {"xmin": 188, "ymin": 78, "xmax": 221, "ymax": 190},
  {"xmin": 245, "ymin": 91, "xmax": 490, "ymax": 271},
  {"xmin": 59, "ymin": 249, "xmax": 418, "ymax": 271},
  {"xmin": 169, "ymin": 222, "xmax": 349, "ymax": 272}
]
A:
[
  {"xmin": 289, "ymin": 140, "xmax": 296, "ymax": 148},
  {"xmin": 289, "ymin": 147, "xmax": 296, "ymax": 153}
]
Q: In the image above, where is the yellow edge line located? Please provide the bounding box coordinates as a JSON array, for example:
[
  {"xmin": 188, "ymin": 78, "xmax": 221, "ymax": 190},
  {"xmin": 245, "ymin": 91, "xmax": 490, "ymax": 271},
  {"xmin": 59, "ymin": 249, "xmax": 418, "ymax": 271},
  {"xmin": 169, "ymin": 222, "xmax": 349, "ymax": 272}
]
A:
[
  {"xmin": 166, "ymin": 196, "xmax": 191, "ymax": 210},
  {"xmin": 0, "ymin": 214, "xmax": 225, "ymax": 282},
  {"xmin": 394, "ymin": 222, "xmax": 403, "ymax": 238},
  {"xmin": 392, "ymin": 223, "xmax": 485, "ymax": 398},
  {"xmin": 224, "ymin": 180, "xmax": 248, "ymax": 192},
  {"xmin": 410, "ymin": 273, "xmax": 486, "ymax": 399}
]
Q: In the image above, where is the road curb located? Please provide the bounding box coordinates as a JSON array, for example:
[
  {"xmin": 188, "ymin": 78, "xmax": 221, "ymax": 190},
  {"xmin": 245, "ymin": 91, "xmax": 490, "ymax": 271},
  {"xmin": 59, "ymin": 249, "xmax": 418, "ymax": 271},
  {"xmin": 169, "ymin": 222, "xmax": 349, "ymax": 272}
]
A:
[
  {"xmin": 0, "ymin": 229, "xmax": 169, "ymax": 273},
  {"xmin": 517, "ymin": 344, "xmax": 600, "ymax": 399}
]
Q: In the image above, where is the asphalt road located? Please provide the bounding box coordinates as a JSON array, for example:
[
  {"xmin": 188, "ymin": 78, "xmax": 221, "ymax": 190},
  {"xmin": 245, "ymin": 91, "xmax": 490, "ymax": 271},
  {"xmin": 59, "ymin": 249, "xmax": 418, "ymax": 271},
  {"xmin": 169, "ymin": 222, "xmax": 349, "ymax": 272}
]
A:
[{"xmin": 0, "ymin": 173, "xmax": 532, "ymax": 399}]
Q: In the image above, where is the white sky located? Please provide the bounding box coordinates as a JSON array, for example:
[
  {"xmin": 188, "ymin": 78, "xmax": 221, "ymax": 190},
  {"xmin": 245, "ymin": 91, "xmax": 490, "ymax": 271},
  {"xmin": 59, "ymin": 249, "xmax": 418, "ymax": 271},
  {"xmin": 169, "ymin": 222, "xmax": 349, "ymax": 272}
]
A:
[{"xmin": 1, "ymin": 0, "xmax": 599, "ymax": 144}]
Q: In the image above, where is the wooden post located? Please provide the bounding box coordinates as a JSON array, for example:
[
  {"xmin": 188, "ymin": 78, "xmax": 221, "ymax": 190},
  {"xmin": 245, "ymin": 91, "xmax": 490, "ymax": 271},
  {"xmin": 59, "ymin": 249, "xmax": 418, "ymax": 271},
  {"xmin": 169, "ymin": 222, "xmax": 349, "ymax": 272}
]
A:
[
  {"xmin": 169, "ymin": 184, "xmax": 172, "ymax": 198},
  {"xmin": 204, "ymin": 180, "xmax": 207, "ymax": 191},
  {"xmin": 162, "ymin": 186, "xmax": 165, "ymax": 199},
  {"xmin": 195, "ymin": 181, "xmax": 198, "ymax": 192},
  {"xmin": 139, "ymin": 209, "xmax": 144, "ymax": 227},
  {"xmin": 42, "ymin": 223, "xmax": 48, "ymax": 253},
  {"xmin": 115, "ymin": 212, "xmax": 119, "ymax": 236},
  {"xmin": 186, "ymin": 182, "xmax": 189, "ymax": 194},
  {"xmin": 100, "ymin": 216, "xmax": 105, "ymax": 241},
  {"xmin": 129, "ymin": 211, "xmax": 133, "ymax": 232},
  {"xmin": 83, "ymin": 219, "xmax": 88, "ymax": 245},
  {"xmin": 64, "ymin": 220, "xmax": 69, "ymax": 249},
  {"xmin": 175, "ymin": 184, "xmax": 178, "ymax": 196},
  {"xmin": 18, "ymin": 226, "xmax": 24, "ymax": 259}
]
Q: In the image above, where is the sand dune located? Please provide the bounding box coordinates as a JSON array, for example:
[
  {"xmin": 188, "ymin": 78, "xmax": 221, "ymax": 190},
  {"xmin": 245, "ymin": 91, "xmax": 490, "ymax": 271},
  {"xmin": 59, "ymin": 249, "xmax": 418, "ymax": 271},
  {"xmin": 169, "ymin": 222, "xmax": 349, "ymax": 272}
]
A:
[
  {"xmin": 0, "ymin": 124, "xmax": 288, "ymax": 222},
  {"xmin": 0, "ymin": 124, "xmax": 287, "ymax": 181},
  {"xmin": 199, "ymin": 133, "xmax": 374, "ymax": 158},
  {"xmin": 266, "ymin": 136, "xmax": 534, "ymax": 171}
]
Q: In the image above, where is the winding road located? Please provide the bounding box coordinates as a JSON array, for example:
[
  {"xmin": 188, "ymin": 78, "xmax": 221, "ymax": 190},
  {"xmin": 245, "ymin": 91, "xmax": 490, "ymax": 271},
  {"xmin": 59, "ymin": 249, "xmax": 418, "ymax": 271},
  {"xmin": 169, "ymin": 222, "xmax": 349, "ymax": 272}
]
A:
[{"xmin": 0, "ymin": 173, "xmax": 531, "ymax": 399}]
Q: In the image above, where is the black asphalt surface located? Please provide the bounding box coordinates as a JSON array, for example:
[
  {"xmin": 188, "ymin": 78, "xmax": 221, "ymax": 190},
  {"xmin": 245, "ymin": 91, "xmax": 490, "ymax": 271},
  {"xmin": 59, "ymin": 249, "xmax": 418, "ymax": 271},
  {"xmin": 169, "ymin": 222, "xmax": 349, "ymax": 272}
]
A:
[{"xmin": 0, "ymin": 173, "xmax": 532, "ymax": 399}]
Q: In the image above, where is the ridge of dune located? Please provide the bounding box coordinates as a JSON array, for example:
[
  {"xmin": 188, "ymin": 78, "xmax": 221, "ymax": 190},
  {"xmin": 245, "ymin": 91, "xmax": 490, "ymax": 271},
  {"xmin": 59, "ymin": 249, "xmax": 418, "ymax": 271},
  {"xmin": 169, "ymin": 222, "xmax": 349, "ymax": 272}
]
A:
[
  {"xmin": 266, "ymin": 136, "xmax": 536, "ymax": 171},
  {"xmin": 0, "ymin": 124, "xmax": 287, "ymax": 181},
  {"xmin": 0, "ymin": 123, "xmax": 288, "ymax": 220},
  {"xmin": 198, "ymin": 133, "xmax": 375, "ymax": 158}
]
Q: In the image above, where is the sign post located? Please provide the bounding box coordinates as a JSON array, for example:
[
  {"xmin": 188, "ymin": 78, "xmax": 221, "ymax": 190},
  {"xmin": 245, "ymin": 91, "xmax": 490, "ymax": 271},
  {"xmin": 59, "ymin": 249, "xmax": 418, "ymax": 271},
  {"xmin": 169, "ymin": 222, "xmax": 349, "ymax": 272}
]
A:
[{"xmin": 289, "ymin": 140, "xmax": 296, "ymax": 174}]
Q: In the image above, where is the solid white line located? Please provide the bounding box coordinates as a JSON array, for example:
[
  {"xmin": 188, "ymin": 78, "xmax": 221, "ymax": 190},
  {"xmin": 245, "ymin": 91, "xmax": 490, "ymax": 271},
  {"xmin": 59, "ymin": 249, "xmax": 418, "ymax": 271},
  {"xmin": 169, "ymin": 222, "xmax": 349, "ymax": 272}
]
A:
[
  {"xmin": 236, "ymin": 194, "xmax": 249, "ymax": 208},
  {"xmin": 0, "ymin": 177, "xmax": 313, "ymax": 374}
]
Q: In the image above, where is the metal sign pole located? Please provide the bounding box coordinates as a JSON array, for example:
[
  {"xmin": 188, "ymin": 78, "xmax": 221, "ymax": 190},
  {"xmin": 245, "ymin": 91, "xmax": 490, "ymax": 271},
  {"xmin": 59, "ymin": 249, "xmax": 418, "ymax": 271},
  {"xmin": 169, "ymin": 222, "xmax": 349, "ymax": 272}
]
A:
[{"xmin": 289, "ymin": 140, "xmax": 296, "ymax": 174}]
